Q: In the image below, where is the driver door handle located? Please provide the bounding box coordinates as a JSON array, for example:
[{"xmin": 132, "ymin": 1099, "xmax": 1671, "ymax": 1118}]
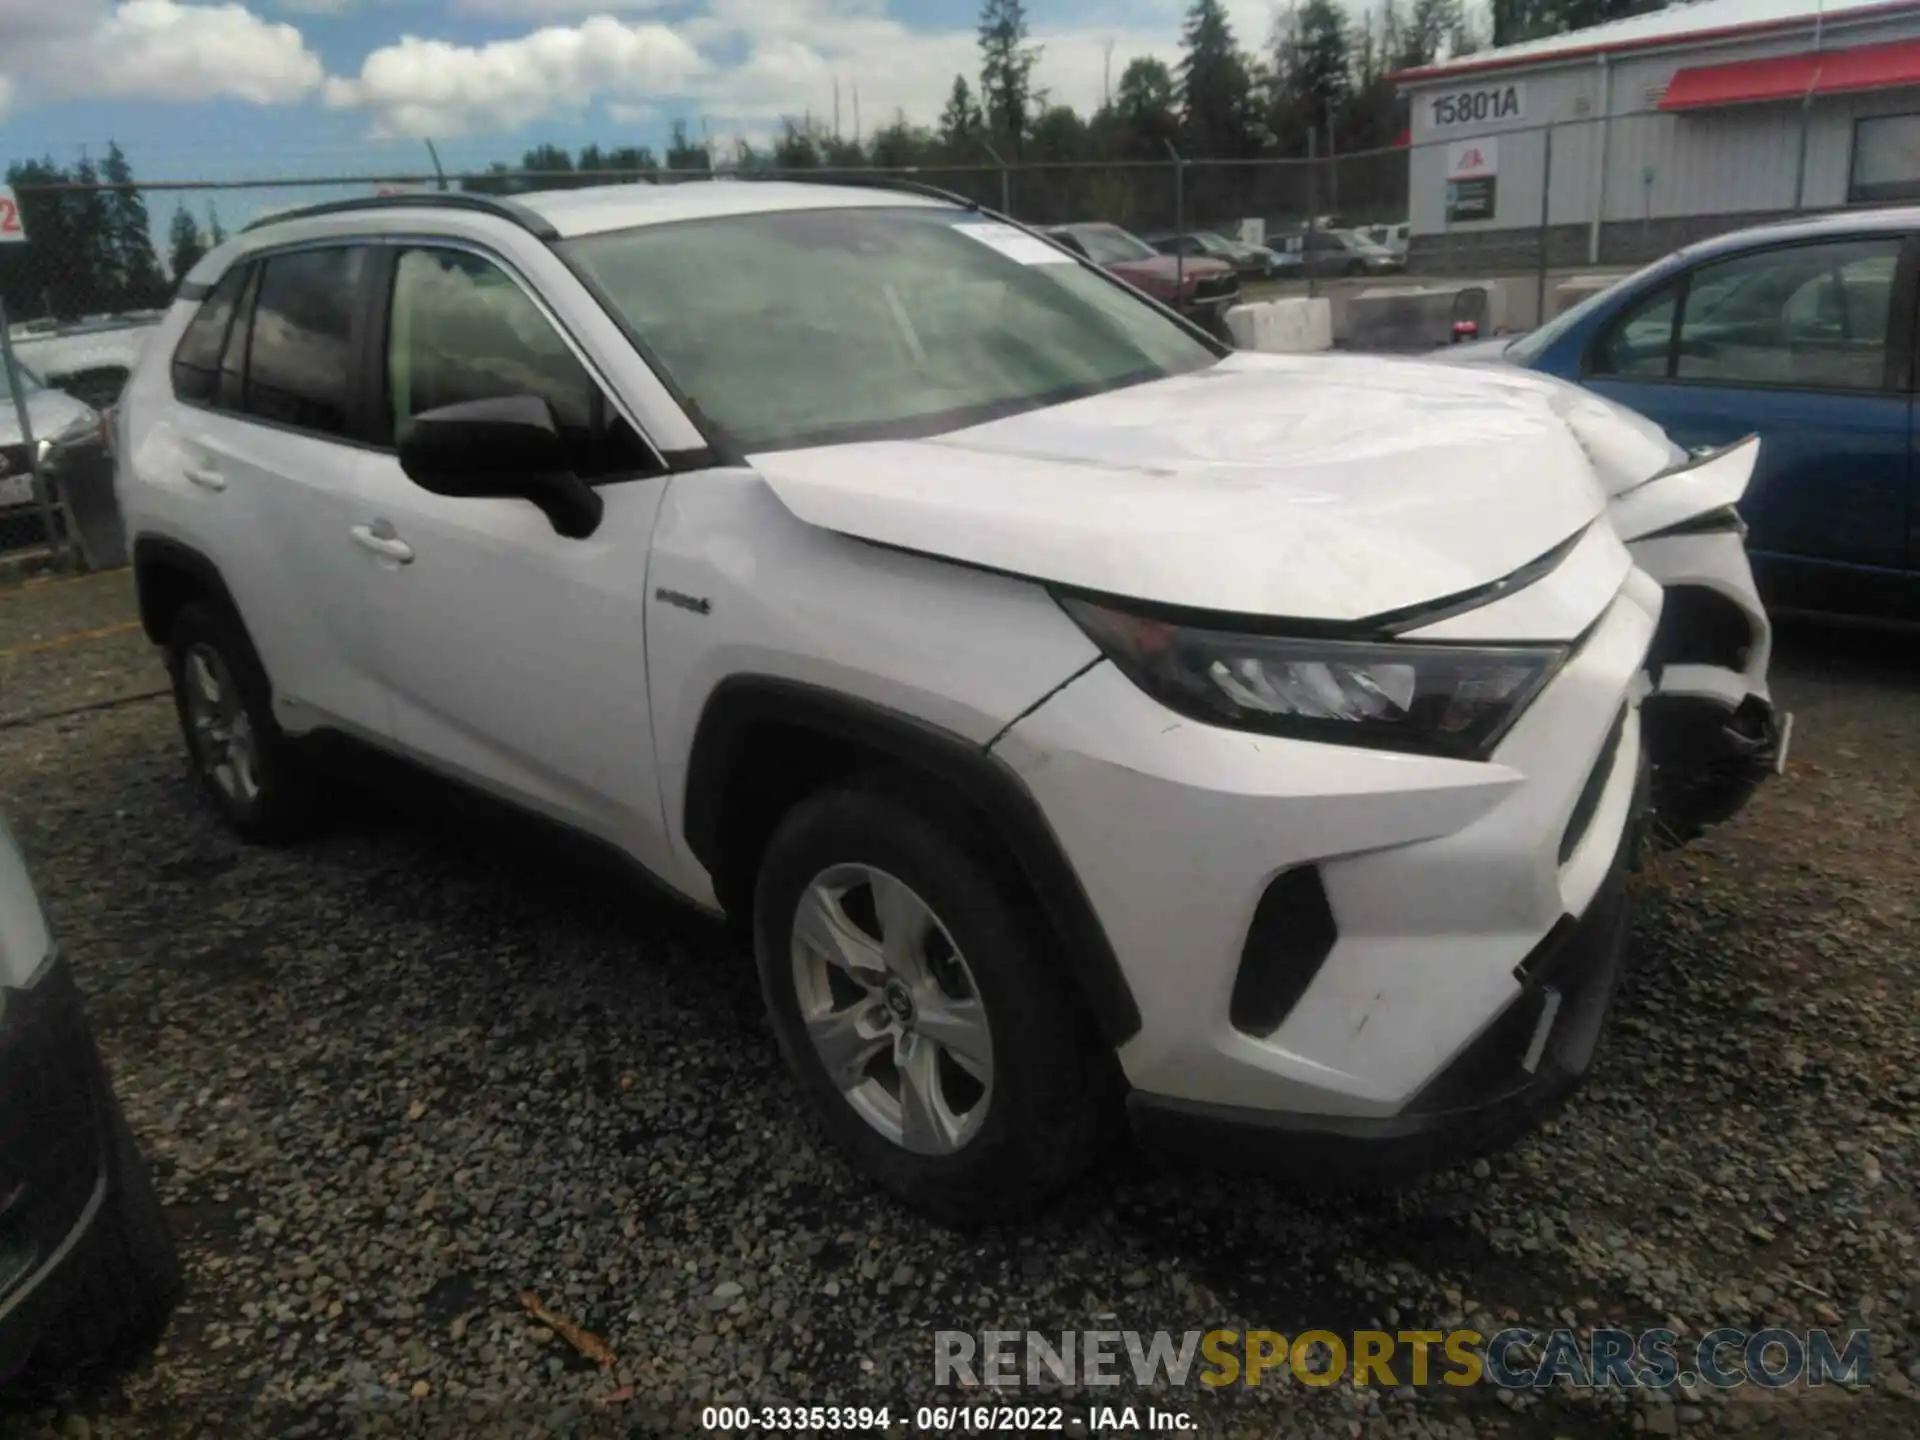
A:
[
  {"xmin": 183, "ymin": 463, "xmax": 226, "ymax": 492},
  {"xmin": 350, "ymin": 522, "xmax": 415, "ymax": 565}
]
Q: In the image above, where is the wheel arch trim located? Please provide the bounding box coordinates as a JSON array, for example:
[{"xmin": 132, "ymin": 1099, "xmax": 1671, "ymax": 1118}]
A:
[
  {"xmin": 131, "ymin": 535, "xmax": 241, "ymax": 645},
  {"xmin": 683, "ymin": 675, "xmax": 1142, "ymax": 1048}
]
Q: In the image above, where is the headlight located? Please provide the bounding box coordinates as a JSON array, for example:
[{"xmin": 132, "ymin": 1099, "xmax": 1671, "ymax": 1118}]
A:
[{"xmin": 1059, "ymin": 596, "xmax": 1568, "ymax": 760}]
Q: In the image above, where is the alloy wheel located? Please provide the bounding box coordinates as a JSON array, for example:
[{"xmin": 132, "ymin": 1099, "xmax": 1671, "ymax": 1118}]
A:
[
  {"xmin": 789, "ymin": 863, "xmax": 993, "ymax": 1155},
  {"xmin": 182, "ymin": 642, "xmax": 260, "ymax": 806}
]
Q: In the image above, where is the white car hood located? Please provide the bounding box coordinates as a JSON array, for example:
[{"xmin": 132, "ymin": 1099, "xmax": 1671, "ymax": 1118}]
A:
[
  {"xmin": 751, "ymin": 351, "xmax": 1645, "ymax": 622},
  {"xmin": 1, "ymin": 386, "xmax": 95, "ymax": 448}
]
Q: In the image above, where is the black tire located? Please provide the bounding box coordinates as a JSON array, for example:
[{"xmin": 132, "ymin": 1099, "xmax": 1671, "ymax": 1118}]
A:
[
  {"xmin": 166, "ymin": 600, "xmax": 317, "ymax": 841},
  {"xmin": 753, "ymin": 779, "xmax": 1118, "ymax": 1225},
  {"xmin": 25, "ymin": 1095, "xmax": 182, "ymax": 1387},
  {"xmin": 1345, "ymin": 259, "xmax": 1367, "ymax": 277}
]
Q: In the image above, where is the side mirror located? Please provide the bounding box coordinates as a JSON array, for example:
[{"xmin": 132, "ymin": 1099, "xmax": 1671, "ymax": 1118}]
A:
[{"xmin": 397, "ymin": 395, "xmax": 605, "ymax": 540}]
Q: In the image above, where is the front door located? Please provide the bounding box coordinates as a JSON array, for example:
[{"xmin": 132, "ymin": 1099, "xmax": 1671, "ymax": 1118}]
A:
[
  {"xmin": 347, "ymin": 244, "xmax": 677, "ymax": 873},
  {"xmin": 1581, "ymin": 232, "xmax": 1916, "ymax": 616}
]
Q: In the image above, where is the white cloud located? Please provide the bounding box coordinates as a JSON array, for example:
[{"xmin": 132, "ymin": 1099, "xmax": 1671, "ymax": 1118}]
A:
[
  {"xmin": 0, "ymin": 1, "xmax": 322, "ymax": 110},
  {"xmin": 326, "ymin": 0, "xmax": 1206, "ymax": 142},
  {"xmin": 324, "ymin": 15, "xmax": 706, "ymax": 137},
  {"xmin": 452, "ymin": 0, "xmax": 665, "ymax": 16}
]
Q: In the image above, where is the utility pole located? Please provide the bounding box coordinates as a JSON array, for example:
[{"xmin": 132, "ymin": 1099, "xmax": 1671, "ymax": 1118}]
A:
[
  {"xmin": 834, "ymin": 78, "xmax": 842, "ymax": 139},
  {"xmin": 1104, "ymin": 41, "xmax": 1114, "ymax": 108}
]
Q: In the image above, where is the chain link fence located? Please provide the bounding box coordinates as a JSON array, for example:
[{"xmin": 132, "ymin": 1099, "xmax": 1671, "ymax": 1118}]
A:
[{"xmin": 0, "ymin": 120, "xmax": 1849, "ymax": 563}]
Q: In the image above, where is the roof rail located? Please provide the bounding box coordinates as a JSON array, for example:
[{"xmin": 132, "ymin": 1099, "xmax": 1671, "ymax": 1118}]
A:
[
  {"xmin": 688, "ymin": 171, "xmax": 982, "ymax": 210},
  {"xmin": 241, "ymin": 191, "xmax": 561, "ymax": 241}
]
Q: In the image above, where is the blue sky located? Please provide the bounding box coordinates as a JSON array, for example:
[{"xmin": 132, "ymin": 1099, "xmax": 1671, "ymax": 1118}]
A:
[{"xmin": 0, "ymin": 0, "xmax": 1291, "ymax": 230}]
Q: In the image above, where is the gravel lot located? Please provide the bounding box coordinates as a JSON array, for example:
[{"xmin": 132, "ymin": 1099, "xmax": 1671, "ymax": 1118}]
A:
[{"xmin": 0, "ymin": 568, "xmax": 1915, "ymax": 1440}]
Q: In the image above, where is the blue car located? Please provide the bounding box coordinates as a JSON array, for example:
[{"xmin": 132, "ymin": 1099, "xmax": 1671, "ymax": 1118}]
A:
[{"xmin": 1465, "ymin": 209, "xmax": 1920, "ymax": 625}]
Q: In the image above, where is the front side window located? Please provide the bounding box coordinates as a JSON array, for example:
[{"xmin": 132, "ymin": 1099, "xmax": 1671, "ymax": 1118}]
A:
[
  {"xmin": 385, "ymin": 247, "xmax": 654, "ymax": 481},
  {"xmin": 563, "ymin": 206, "xmax": 1217, "ymax": 452},
  {"xmin": 1590, "ymin": 283, "xmax": 1679, "ymax": 377},
  {"xmin": 1675, "ymin": 238, "xmax": 1898, "ymax": 391},
  {"xmin": 1587, "ymin": 238, "xmax": 1900, "ymax": 392},
  {"xmin": 171, "ymin": 265, "xmax": 250, "ymax": 404},
  {"xmin": 244, "ymin": 247, "xmax": 367, "ymax": 438}
]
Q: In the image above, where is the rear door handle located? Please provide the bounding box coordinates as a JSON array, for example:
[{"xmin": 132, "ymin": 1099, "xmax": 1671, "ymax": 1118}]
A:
[
  {"xmin": 183, "ymin": 463, "xmax": 226, "ymax": 492},
  {"xmin": 350, "ymin": 523, "xmax": 415, "ymax": 564}
]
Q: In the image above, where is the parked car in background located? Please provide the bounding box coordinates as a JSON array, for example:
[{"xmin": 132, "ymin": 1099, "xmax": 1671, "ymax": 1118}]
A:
[
  {"xmin": 125, "ymin": 182, "xmax": 1666, "ymax": 1219},
  {"xmin": 0, "ymin": 359, "xmax": 108, "ymax": 527},
  {"xmin": 1455, "ymin": 208, "xmax": 1920, "ymax": 628},
  {"xmin": 0, "ymin": 813, "xmax": 182, "ymax": 1390},
  {"xmin": 13, "ymin": 316, "xmax": 161, "ymax": 412},
  {"xmin": 1145, "ymin": 230, "xmax": 1280, "ymax": 279},
  {"xmin": 1297, "ymin": 227, "xmax": 1404, "ymax": 278},
  {"xmin": 1362, "ymin": 222, "xmax": 1411, "ymax": 261},
  {"xmin": 1043, "ymin": 222, "xmax": 1240, "ymax": 335}
]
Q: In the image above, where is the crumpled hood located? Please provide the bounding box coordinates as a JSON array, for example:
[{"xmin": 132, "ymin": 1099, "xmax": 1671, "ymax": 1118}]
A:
[{"xmin": 751, "ymin": 351, "xmax": 1680, "ymax": 622}]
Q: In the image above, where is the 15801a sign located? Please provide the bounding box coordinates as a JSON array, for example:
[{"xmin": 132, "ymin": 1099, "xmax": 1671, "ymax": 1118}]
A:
[{"xmin": 1427, "ymin": 83, "xmax": 1524, "ymax": 130}]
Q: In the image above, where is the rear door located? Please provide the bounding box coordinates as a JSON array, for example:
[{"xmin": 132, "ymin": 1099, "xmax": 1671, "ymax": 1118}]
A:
[
  {"xmin": 165, "ymin": 244, "xmax": 394, "ymax": 736},
  {"xmin": 1581, "ymin": 232, "xmax": 1916, "ymax": 613}
]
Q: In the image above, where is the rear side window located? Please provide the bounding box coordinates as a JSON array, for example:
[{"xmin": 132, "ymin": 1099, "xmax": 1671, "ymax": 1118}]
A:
[
  {"xmin": 171, "ymin": 266, "xmax": 249, "ymax": 404},
  {"xmin": 244, "ymin": 248, "xmax": 367, "ymax": 439}
]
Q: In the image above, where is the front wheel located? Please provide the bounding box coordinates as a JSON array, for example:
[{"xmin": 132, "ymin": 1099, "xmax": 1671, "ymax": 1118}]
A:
[{"xmin": 753, "ymin": 781, "xmax": 1117, "ymax": 1224}]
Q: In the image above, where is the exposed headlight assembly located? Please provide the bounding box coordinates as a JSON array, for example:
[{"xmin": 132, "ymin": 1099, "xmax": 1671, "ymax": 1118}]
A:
[{"xmin": 1059, "ymin": 596, "xmax": 1567, "ymax": 761}]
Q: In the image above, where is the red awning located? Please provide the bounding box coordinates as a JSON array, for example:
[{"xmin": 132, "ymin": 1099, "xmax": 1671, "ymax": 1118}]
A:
[{"xmin": 1661, "ymin": 37, "xmax": 1920, "ymax": 110}]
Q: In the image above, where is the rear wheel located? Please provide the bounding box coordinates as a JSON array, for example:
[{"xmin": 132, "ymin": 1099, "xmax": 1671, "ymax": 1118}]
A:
[
  {"xmin": 166, "ymin": 601, "xmax": 317, "ymax": 841},
  {"xmin": 753, "ymin": 781, "xmax": 1117, "ymax": 1224}
]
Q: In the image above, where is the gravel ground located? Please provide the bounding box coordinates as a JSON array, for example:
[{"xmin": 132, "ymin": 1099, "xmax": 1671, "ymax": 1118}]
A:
[{"xmin": 0, "ymin": 569, "xmax": 1916, "ymax": 1440}]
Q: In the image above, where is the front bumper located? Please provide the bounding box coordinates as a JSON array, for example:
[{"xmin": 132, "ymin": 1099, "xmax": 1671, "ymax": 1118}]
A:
[
  {"xmin": 0, "ymin": 955, "xmax": 114, "ymax": 1386},
  {"xmin": 1128, "ymin": 772, "xmax": 1644, "ymax": 1186},
  {"xmin": 1627, "ymin": 524, "xmax": 1781, "ymax": 839},
  {"xmin": 992, "ymin": 577, "xmax": 1659, "ymax": 1129}
]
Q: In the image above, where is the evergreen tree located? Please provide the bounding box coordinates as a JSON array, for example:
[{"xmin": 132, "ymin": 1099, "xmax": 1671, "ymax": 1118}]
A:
[
  {"xmin": 1114, "ymin": 56, "xmax": 1180, "ymax": 157},
  {"xmin": 1398, "ymin": 0, "xmax": 1462, "ymax": 69},
  {"xmin": 167, "ymin": 204, "xmax": 207, "ymax": 283},
  {"xmin": 101, "ymin": 142, "xmax": 167, "ymax": 307},
  {"xmin": 939, "ymin": 75, "xmax": 984, "ymax": 153},
  {"xmin": 773, "ymin": 119, "xmax": 822, "ymax": 169},
  {"xmin": 665, "ymin": 120, "xmax": 710, "ymax": 172},
  {"xmin": 1293, "ymin": 0, "xmax": 1353, "ymax": 135},
  {"xmin": 978, "ymin": 0, "xmax": 1040, "ymax": 158},
  {"xmin": 1178, "ymin": 0, "xmax": 1257, "ymax": 157}
]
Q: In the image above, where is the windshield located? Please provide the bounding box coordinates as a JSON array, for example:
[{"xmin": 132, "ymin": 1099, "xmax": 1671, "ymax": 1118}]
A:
[
  {"xmin": 565, "ymin": 206, "xmax": 1217, "ymax": 452},
  {"xmin": 1067, "ymin": 224, "xmax": 1158, "ymax": 264},
  {"xmin": 1504, "ymin": 257, "xmax": 1668, "ymax": 364}
]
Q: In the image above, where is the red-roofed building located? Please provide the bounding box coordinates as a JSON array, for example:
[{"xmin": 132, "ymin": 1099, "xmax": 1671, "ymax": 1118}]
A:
[{"xmin": 1388, "ymin": 0, "xmax": 1920, "ymax": 268}]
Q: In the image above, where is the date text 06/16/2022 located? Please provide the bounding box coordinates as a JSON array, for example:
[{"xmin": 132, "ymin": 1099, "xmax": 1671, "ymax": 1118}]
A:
[{"xmin": 699, "ymin": 1404, "xmax": 1198, "ymax": 1432}]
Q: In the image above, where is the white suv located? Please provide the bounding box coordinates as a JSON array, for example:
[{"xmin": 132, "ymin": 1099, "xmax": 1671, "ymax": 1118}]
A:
[{"xmin": 119, "ymin": 182, "xmax": 1750, "ymax": 1221}]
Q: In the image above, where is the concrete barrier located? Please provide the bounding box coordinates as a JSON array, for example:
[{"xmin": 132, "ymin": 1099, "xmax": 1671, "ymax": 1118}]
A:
[
  {"xmin": 1339, "ymin": 281, "xmax": 1510, "ymax": 351},
  {"xmin": 1225, "ymin": 296, "xmax": 1332, "ymax": 353}
]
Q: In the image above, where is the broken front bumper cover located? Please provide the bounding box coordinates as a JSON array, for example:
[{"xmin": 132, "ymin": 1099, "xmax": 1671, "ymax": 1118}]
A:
[
  {"xmin": 1643, "ymin": 690, "xmax": 1784, "ymax": 842},
  {"xmin": 1126, "ymin": 761, "xmax": 1647, "ymax": 1189}
]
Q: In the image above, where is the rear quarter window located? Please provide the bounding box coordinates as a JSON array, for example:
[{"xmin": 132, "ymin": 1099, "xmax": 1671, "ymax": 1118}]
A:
[{"xmin": 170, "ymin": 267, "xmax": 250, "ymax": 404}]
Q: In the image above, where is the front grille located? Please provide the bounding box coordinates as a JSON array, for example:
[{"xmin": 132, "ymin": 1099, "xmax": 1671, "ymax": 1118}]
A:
[{"xmin": 1559, "ymin": 706, "xmax": 1628, "ymax": 866}]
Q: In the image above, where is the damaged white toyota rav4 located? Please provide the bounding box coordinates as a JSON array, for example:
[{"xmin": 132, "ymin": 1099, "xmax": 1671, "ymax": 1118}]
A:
[{"xmin": 118, "ymin": 182, "xmax": 1763, "ymax": 1221}]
